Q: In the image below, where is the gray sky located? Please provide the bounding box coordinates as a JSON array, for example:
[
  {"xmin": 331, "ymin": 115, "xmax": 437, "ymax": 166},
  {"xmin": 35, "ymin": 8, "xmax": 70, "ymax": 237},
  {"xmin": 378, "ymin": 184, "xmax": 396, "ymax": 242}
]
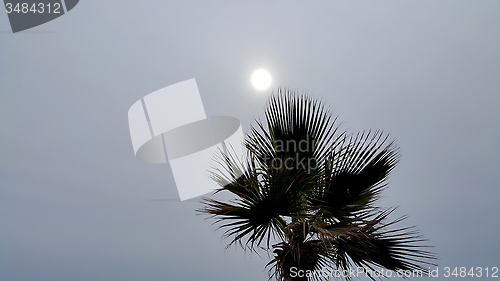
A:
[{"xmin": 1, "ymin": 1, "xmax": 499, "ymax": 280}]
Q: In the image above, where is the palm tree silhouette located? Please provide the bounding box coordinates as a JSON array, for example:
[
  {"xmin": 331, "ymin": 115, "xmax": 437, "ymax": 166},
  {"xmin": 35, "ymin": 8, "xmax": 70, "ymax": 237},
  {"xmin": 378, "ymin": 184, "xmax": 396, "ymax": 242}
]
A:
[{"xmin": 198, "ymin": 90, "xmax": 435, "ymax": 281}]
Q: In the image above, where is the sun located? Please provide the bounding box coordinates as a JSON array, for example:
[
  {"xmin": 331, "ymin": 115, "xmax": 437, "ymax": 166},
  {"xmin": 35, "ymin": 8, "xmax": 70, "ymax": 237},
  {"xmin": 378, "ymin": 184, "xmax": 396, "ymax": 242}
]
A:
[{"xmin": 251, "ymin": 69, "xmax": 272, "ymax": 90}]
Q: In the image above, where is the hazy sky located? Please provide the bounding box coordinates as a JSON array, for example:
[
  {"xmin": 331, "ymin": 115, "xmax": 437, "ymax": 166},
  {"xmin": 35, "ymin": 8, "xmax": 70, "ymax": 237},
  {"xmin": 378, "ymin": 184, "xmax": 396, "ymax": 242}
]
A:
[{"xmin": 1, "ymin": 1, "xmax": 499, "ymax": 280}]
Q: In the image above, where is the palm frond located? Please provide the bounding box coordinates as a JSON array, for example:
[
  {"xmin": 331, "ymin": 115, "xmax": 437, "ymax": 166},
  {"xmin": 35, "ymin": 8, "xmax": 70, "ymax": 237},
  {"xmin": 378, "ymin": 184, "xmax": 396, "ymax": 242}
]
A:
[
  {"xmin": 199, "ymin": 146, "xmax": 314, "ymax": 251},
  {"xmin": 197, "ymin": 90, "xmax": 435, "ymax": 281},
  {"xmin": 330, "ymin": 208, "xmax": 436, "ymax": 274},
  {"xmin": 311, "ymin": 131, "xmax": 400, "ymax": 219},
  {"xmin": 246, "ymin": 89, "xmax": 343, "ymax": 177}
]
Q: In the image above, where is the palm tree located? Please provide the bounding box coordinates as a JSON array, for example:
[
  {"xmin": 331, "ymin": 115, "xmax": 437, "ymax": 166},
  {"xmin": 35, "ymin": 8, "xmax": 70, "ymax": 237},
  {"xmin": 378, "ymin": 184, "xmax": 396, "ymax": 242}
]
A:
[{"xmin": 198, "ymin": 90, "xmax": 435, "ymax": 281}]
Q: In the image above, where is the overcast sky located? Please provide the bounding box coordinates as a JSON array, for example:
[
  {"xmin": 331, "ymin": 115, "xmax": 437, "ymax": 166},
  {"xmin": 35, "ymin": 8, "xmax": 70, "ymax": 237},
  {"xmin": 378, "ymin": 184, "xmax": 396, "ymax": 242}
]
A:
[{"xmin": 1, "ymin": 1, "xmax": 499, "ymax": 281}]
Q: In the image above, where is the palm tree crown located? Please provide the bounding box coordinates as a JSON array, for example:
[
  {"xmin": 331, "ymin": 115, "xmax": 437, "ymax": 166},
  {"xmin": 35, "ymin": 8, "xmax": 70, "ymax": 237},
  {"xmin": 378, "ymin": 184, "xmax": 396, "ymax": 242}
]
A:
[{"xmin": 198, "ymin": 90, "xmax": 435, "ymax": 281}]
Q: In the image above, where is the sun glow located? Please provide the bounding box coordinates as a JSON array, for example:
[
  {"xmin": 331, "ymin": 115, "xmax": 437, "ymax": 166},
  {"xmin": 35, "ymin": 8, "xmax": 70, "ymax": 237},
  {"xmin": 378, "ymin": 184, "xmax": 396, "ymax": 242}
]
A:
[{"xmin": 251, "ymin": 69, "xmax": 272, "ymax": 90}]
